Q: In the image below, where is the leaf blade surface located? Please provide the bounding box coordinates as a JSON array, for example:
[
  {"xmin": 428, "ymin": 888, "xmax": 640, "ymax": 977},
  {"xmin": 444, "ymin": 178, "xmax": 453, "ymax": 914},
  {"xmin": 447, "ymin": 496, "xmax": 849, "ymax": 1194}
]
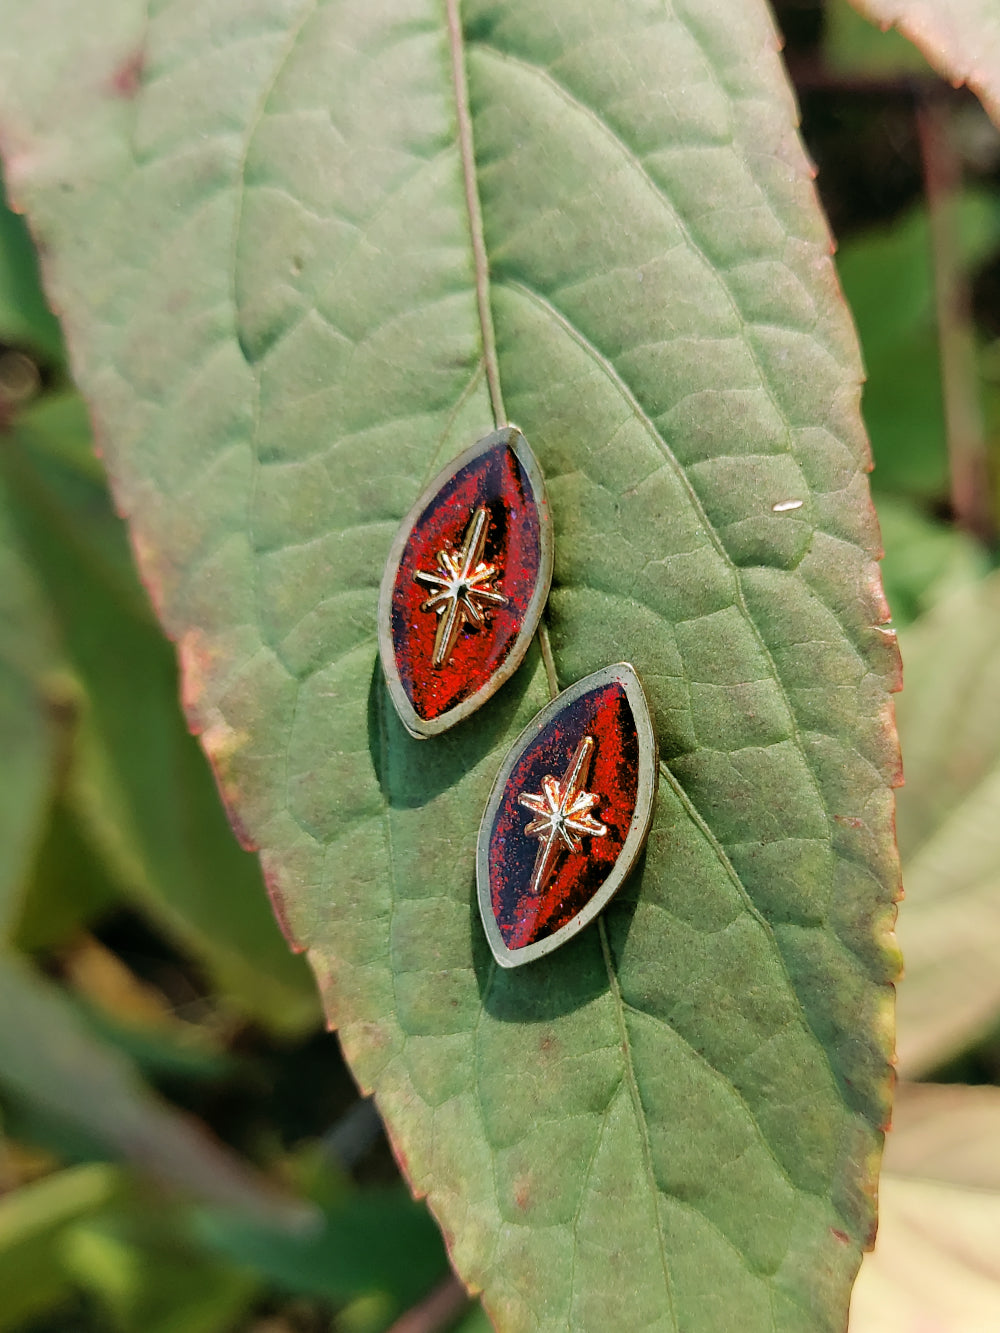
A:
[{"xmin": 0, "ymin": 2, "xmax": 901, "ymax": 1328}]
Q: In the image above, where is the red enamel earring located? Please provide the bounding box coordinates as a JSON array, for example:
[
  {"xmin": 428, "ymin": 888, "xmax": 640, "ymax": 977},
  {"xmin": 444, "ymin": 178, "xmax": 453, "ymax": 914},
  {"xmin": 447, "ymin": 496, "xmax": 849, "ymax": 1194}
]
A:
[
  {"xmin": 477, "ymin": 663, "xmax": 657, "ymax": 967},
  {"xmin": 378, "ymin": 427, "xmax": 553, "ymax": 738}
]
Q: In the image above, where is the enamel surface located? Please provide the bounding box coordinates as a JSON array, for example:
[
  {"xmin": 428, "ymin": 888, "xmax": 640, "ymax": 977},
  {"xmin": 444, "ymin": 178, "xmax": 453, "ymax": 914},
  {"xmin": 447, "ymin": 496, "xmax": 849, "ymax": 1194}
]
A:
[
  {"xmin": 378, "ymin": 428, "xmax": 550, "ymax": 737},
  {"xmin": 478, "ymin": 665, "xmax": 657, "ymax": 967}
]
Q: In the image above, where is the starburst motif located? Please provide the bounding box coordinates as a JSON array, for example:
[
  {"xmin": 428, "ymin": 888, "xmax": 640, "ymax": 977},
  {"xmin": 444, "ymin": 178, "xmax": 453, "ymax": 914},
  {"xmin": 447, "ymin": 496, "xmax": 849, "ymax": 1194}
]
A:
[
  {"xmin": 413, "ymin": 507, "xmax": 508, "ymax": 667},
  {"xmin": 518, "ymin": 735, "xmax": 608, "ymax": 896}
]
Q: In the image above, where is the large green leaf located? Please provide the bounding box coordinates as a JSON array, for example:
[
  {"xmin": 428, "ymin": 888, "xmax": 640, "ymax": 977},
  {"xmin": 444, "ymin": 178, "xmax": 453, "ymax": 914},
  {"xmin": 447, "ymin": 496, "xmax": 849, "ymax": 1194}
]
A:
[
  {"xmin": 0, "ymin": 2, "xmax": 901, "ymax": 1328},
  {"xmin": 892, "ymin": 570, "xmax": 1000, "ymax": 1076},
  {"xmin": 845, "ymin": 0, "xmax": 1000, "ymax": 127}
]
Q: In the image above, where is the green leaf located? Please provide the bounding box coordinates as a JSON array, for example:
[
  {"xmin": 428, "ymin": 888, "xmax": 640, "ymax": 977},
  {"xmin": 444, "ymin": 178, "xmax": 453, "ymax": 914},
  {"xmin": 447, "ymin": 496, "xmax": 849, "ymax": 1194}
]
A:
[
  {"xmin": 844, "ymin": 0, "xmax": 1000, "ymax": 127},
  {"xmin": 0, "ymin": 164, "xmax": 64, "ymax": 362},
  {"xmin": 836, "ymin": 192, "xmax": 1000, "ymax": 501},
  {"xmin": 194, "ymin": 1187, "xmax": 449, "ymax": 1309},
  {"xmin": 893, "ymin": 570, "xmax": 1000, "ymax": 1075},
  {"xmin": 0, "ymin": 2, "xmax": 901, "ymax": 1328},
  {"xmin": 0, "ymin": 1161, "xmax": 120, "ymax": 1332},
  {"xmin": 825, "ymin": 0, "xmax": 933, "ymax": 77},
  {"xmin": 62, "ymin": 1208, "xmax": 256, "ymax": 1333},
  {"xmin": 454, "ymin": 1307, "xmax": 495, "ymax": 1333},
  {"xmin": 0, "ymin": 951, "xmax": 312, "ymax": 1225},
  {"xmin": 875, "ymin": 494, "xmax": 988, "ymax": 628},
  {"xmin": 850, "ymin": 1082, "xmax": 1000, "ymax": 1331},
  {"xmin": 2, "ymin": 392, "xmax": 320, "ymax": 1035},
  {"xmin": 13, "ymin": 794, "xmax": 120, "ymax": 954},
  {"xmin": 0, "ymin": 481, "xmax": 63, "ymax": 941}
]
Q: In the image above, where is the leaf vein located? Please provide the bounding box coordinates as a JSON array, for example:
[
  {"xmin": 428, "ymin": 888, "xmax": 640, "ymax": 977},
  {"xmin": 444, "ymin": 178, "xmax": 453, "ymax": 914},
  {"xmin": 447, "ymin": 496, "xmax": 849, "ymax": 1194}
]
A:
[
  {"xmin": 445, "ymin": 0, "xmax": 504, "ymax": 426},
  {"xmin": 598, "ymin": 918, "xmax": 679, "ymax": 1330}
]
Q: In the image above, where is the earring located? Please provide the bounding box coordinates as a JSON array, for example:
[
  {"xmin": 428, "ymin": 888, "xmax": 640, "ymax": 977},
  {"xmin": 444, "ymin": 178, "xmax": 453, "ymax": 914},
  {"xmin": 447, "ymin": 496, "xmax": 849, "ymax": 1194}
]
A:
[
  {"xmin": 477, "ymin": 663, "xmax": 657, "ymax": 968},
  {"xmin": 378, "ymin": 427, "xmax": 553, "ymax": 738}
]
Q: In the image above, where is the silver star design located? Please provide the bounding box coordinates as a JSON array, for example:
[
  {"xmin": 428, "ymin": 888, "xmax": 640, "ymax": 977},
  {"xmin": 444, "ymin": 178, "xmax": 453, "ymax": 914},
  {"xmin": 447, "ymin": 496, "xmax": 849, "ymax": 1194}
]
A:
[
  {"xmin": 413, "ymin": 507, "xmax": 508, "ymax": 668},
  {"xmin": 518, "ymin": 735, "xmax": 608, "ymax": 896}
]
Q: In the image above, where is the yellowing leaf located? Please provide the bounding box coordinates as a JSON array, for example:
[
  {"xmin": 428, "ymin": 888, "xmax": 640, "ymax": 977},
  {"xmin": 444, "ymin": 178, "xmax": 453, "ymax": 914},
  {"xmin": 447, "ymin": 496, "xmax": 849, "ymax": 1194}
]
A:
[
  {"xmin": 894, "ymin": 570, "xmax": 1000, "ymax": 1075},
  {"xmin": 851, "ymin": 1083, "xmax": 1000, "ymax": 1332}
]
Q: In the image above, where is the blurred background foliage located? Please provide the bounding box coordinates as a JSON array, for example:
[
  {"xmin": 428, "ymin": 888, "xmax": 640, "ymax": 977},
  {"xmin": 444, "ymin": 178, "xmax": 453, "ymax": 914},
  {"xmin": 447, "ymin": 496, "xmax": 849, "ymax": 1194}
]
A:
[{"xmin": 3, "ymin": 1, "xmax": 1000, "ymax": 1330}]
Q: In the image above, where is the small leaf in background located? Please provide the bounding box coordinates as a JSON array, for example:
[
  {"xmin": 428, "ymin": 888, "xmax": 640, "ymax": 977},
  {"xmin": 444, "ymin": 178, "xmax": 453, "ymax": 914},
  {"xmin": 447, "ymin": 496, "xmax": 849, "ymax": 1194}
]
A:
[
  {"xmin": 851, "ymin": 1082, "xmax": 1000, "ymax": 1331},
  {"xmin": 837, "ymin": 191, "xmax": 1000, "ymax": 501},
  {"xmin": 453, "ymin": 1308, "xmax": 495, "ymax": 1333},
  {"xmin": 845, "ymin": 0, "xmax": 1000, "ymax": 128},
  {"xmin": 874, "ymin": 494, "xmax": 988, "ymax": 627},
  {"xmin": 0, "ymin": 165, "xmax": 64, "ymax": 365},
  {"xmin": 0, "ymin": 1161, "xmax": 120, "ymax": 1331},
  {"xmin": 194, "ymin": 1187, "xmax": 450, "ymax": 1310},
  {"xmin": 54, "ymin": 932, "xmax": 236, "ymax": 1085},
  {"xmin": 0, "ymin": 951, "xmax": 312, "ymax": 1226},
  {"xmin": 826, "ymin": 0, "xmax": 933, "ymax": 77},
  {"xmin": 61, "ymin": 1205, "xmax": 256, "ymax": 1333},
  {"xmin": 0, "ymin": 483, "xmax": 65, "ymax": 942},
  {"xmin": 891, "ymin": 570, "xmax": 1000, "ymax": 1076},
  {"xmin": 1, "ymin": 392, "xmax": 320, "ymax": 1036},
  {"xmin": 13, "ymin": 796, "xmax": 122, "ymax": 955}
]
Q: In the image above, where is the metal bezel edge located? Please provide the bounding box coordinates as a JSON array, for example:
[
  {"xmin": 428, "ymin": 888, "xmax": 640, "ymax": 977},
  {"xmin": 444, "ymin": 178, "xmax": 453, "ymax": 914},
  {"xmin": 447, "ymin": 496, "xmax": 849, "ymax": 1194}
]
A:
[
  {"xmin": 376, "ymin": 425, "xmax": 554, "ymax": 740},
  {"xmin": 475, "ymin": 662, "xmax": 659, "ymax": 968}
]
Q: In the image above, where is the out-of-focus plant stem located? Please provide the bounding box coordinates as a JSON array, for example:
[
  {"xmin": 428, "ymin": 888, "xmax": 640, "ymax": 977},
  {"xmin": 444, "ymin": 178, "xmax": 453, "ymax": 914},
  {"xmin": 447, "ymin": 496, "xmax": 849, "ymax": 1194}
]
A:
[{"xmin": 916, "ymin": 93, "xmax": 995, "ymax": 542}]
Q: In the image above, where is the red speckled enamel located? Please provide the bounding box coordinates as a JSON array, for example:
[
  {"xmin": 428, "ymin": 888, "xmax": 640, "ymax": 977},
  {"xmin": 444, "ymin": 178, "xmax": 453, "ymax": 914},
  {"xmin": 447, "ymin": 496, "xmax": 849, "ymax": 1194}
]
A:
[
  {"xmin": 390, "ymin": 442, "xmax": 541, "ymax": 722},
  {"xmin": 487, "ymin": 683, "xmax": 640, "ymax": 950}
]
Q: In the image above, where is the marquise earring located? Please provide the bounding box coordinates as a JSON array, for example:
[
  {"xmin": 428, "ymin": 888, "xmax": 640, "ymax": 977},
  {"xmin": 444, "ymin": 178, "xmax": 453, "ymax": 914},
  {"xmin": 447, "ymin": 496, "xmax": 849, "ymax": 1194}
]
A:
[
  {"xmin": 476, "ymin": 663, "xmax": 657, "ymax": 967},
  {"xmin": 379, "ymin": 432, "xmax": 656, "ymax": 966},
  {"xmin": 378, "ymin": 426, "xmax": 553, "ymax": 738}
]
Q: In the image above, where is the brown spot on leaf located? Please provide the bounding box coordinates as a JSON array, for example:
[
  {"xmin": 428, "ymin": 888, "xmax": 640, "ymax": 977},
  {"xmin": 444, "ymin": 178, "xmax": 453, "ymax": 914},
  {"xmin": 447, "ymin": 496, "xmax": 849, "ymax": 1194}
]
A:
[
  {"xmin": 109, "ymin": 50, "xmax": 144, "ymax": 99},
  {"xmin": 831, "ymin": 1228, "xmax": 850, "ymax": 1244},
  {"xmin": 166, "ymin": 287, "xmax": 193, "ymax": 316}
]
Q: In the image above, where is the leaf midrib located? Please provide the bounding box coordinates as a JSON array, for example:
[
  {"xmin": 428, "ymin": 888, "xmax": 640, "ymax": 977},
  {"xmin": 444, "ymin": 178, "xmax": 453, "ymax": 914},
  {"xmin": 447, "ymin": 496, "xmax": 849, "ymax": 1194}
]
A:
[
  {"xmin": 445, "ymin": 0, "xmax": 505, "ymax": 427},
  {"xmin": 599, "ymin": 917, "xmax": 680, "ymax": 1331},
  {"xmin": 446, "ymin": 1, "xmax": 850, "ymax": 1303},
  {"xmin": 452, "ymin": 45, "xmax": 888, "ymax": 1030}
]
